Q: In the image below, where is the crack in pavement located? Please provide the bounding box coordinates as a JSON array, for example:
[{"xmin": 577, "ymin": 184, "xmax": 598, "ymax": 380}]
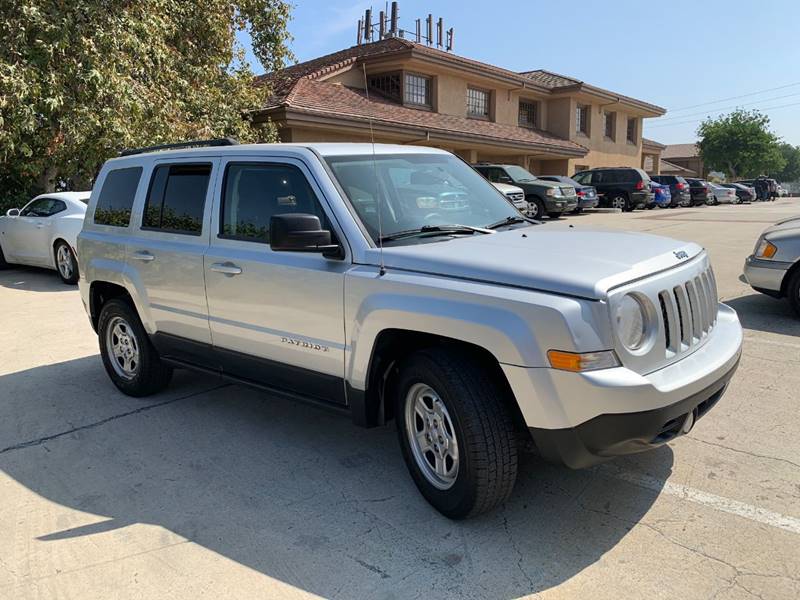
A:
[
  {"xmin": 0, "ymin": 384, "xmax": 230, "ymax": 456},
  {"xmin": 686, "ymin": 436, "xmax": 800, "ymax": 471}
]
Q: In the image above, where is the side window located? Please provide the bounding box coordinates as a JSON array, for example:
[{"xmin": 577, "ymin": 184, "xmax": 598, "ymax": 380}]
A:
[
  {"xmin": 483, "ymin": 168, "xmax": 504, "ymax": 183},
  {"xmin": 591, "ymin": 171, "xmax": 604, "ymax": 185},
  {"xmin": 143, "ymin": 164, "xmax": 211, "ymax": 236},
  {"xmin": 572, "ymin": 172, "xmax": 589, "ymax": 185},
  {"xmin": 20, "ymin": 198, "xmax": 65, "ymax": 217},
  {"xmin": 220, "ymin": 163, "xmax": 328, "ymax": 243},
  {"xmin": 94, "ymin": 167, "xmax": 143, "ymax": 227}
]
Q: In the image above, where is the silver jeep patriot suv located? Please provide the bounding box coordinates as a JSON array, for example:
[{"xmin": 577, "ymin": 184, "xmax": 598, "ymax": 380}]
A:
[{"xmin": 78, "ymin": 141, "xmax": 743, "ymax": 519}]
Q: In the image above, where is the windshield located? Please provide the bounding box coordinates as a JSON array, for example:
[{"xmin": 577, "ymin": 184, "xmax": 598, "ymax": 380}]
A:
[
  {"xmin": 326, "ymin": 153, "xmax": 521, "ymax": 244},
  {"xmin": 504, "ymin": 165, "xmax": 538, "ymax": 182}
]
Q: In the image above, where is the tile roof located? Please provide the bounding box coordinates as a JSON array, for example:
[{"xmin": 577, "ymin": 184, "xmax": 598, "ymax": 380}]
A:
[
  {"xmin": 642, "ymin": 137, "xmax": 667, "ymax": 149},
  {"xmin": 518, "ymin": 70, "xmax": 581, "ymax": 89},
  {"xmin": 269, "ymin": 78, "xmax": 587, "ymax": 155},
  {"xmin": 660, "ymin": 159, "xmax": 697, "ymax": 175},
  {"xmin": 662, "ymin": 143, "xmax": 700, "ymax": 159}
]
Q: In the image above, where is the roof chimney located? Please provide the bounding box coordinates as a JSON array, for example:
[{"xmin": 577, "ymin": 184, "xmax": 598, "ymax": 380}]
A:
[
  {"xmin": 379, "ymin": 10, "xmax": 385, "ymax": 39},
  {"xmin": 364, "ymin": 8, "xmax": 372, "ymax": 41},
  {"xmin": 426, "ymin": 14, "xmax": 433, "ymax": 45},
  {"xmin": 390, "ymin": 2, "xmax": 399, "ymax": 36}
]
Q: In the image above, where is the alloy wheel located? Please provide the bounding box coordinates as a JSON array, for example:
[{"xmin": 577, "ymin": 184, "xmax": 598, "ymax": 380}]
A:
[
  {"xmin": 105, "ymin": 316, "xmax": 140, "ymax": 380},
  {"xmin": 56, "ymin": 245, "xmax": 74, "ymax": 280},
  {"xmin": 404, "ymin": 382, "xmax": 459, "ymax": 490}
]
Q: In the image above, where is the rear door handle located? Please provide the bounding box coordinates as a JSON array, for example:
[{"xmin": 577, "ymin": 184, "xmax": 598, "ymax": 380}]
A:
[
  {"xmin": 210, "ymin": 262, "xmax": 242, "ymax": 275},
  {"xmin": 131, "ymin": 250, "xmax": 155, "ymax": 262}
]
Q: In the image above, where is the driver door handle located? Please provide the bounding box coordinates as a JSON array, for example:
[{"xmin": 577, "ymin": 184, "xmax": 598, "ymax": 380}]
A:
[
  {"xmin": 210, "ymin": 262, "xmax": 242, "ymax": 275},
  {"xmin": 131, "ymin": 250, "xmax": 155, "ymax": 262}
]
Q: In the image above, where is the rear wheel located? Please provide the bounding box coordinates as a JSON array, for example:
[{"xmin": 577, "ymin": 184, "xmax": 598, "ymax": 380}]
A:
[
  {"xmin": 394, "ymin": 348, "xmax": 518, "ymax": 519},
  {"xmin": 610, "ymin": 194, "xmax": 630, "ymax": 211},
  {"xmin": 98, "ymin": 299, "xmax": 173, "ymax": 396},
  {"xmin": 54, "ymin": 240, "xmax": 79, "ymax": 284}
]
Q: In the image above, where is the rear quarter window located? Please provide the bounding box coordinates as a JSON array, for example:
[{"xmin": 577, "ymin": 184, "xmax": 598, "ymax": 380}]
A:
[{"xmin": 94, "ymin": 167, "xmax": 143, "ymax": 227}]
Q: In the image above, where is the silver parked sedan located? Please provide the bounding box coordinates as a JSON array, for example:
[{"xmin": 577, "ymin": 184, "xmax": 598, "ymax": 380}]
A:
[{"xmin": 743, "ymin": 215, "xmax": 800, "ymax": 315}]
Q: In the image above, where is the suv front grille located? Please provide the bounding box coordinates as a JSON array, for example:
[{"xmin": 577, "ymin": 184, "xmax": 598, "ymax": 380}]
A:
[
  {"xmin": 560, "ymin": 186, "xmax": 575, "ymax": 197},
  {"xmin": 657, "ymin": 267, "xmax": 718, "ymax": 355},
  {"xmin": 506, "ymin": 192, "xmax": 525, "ymax": 202}
]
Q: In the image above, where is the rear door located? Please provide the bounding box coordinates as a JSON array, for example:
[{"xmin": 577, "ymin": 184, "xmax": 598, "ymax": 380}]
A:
[
  {"xmin": 127, "ymin": 158, "xmax": 217, "ymax": 352},
  {"xmin": 203, "ymin": 156, "xmax": 348, "ymax": 404}
]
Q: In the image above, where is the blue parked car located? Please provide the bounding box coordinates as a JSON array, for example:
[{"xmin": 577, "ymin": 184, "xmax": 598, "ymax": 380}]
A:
[{"xmin": 650, "ymin": 181, "xmax": 671, "ymax": 208}]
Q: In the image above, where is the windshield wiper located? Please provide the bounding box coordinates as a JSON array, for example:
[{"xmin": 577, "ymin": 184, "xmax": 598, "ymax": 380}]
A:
[
  {"xmin": 379, "ymin": 224, "xmax": 492, "ymax": 243},
  {"xmin": 486, "ymin": 215, "xmax": 538, "ymax": 229}
]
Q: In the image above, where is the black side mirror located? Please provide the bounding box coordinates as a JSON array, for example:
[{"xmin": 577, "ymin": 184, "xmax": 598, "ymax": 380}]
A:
[{"xmin": 270, "ymin": 213, "xmax": 341, "ymax": 257}]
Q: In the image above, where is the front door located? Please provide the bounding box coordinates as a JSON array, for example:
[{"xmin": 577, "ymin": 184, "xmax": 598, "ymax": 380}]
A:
[
  {"xmin": 7, "ymin": 198, "xmax": 67, "ymax": 265},
  {"xmin": 204, "ymin": 157, "xmax": 348, "ymax": 404},
  {"xmin": 126, "ymin": 159, "xmax": 217, "ymax": 352}
]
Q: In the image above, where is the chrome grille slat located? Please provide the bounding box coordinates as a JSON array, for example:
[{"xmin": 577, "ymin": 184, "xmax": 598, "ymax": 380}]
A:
[{"xmin": 658, "ymin": 266, "xmax": 717, "ymax": 358}]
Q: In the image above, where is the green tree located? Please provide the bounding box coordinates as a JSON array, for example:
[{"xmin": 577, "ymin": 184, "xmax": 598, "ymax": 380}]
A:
[
  {"xmin": 773, "ymin": 143, "xmax": 800, "ymax": 182},
  {"xmin": 696, "ymin": 109, "xmax": 785, "ymax": 179},
  {"xmin": 0, "ymin": 0, "xmax": 292, "ymax": 205}
]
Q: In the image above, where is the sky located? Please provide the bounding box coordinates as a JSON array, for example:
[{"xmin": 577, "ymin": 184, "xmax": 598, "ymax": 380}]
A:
[{"xmin": 237, "ymin": 0, "xmax": 800, "ymax": 145}]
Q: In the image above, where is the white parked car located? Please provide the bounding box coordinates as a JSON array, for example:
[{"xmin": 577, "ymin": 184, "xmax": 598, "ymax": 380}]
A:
[
  {"xmin": 0, "ymin": 192, "xmax": 90, "ymax": 283},
  {"xmin": 491, "ymin": 182, "xmax": 527, "ymax": 212},
  {"xmin": 706, "ymin": 182, "xmax": 739, "ymax": 205}
]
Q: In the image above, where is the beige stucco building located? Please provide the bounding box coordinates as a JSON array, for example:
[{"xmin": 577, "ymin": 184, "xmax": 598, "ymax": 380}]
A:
[{"xmin": 256, "ymin": 38, "xmax": 666, "ymax": 176}]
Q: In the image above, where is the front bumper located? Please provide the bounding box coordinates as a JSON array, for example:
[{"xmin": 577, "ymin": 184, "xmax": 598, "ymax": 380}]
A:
[
  {"xmin": 502, "ymin": 303, "xmax": 742, "ymax": 468},
  {"xmin": 743, "ymin": 255, "xmax": 790, "ymax": 294},
  {"xmin": 544, "ymin": 197, "xmax": 569, "ymax": 213}
]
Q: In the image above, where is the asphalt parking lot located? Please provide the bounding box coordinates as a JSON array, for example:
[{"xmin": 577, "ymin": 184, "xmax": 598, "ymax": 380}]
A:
[{"xmin": 1, "ymin": 199, "xmax": 799, "ymax": 600}]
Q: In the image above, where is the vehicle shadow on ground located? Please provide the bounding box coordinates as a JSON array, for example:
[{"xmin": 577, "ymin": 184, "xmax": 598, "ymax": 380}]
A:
[
  {"xmin": 725, "ymin": 293, "xmax": 800, "ymax": 337},
  {"xmin": 0, "ymin": 357, "xmax": 672, "ymax": 599},
  {"xmin": 0, "ymin": 266, "xmax": 72, "ymax": 293}
]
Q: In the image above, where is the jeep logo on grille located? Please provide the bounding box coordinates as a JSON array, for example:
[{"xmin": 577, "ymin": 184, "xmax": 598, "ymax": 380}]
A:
[{"xmin": 674, "ymin": 250, "xmax": 689, "ymax": 260}]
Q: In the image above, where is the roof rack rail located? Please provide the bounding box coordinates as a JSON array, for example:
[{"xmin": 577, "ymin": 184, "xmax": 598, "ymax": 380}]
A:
[{"xmin": 119, "ymin": 137, "xmax": 239, "ymax": 157}]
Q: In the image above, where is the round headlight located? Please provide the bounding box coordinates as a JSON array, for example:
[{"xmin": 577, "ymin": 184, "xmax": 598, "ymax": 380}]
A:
[{"xmin": 616, "ymin": 294, "xmax": 647, "ymax": 350}]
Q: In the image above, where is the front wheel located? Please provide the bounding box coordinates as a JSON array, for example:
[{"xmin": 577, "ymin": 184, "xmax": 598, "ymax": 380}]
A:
[
  {"xmin": 787, "ymin": 269, "xmax": 800, "ymax": 317},
  {"xmin": 395, "ymin": 348, "xmax": 518, "ymax": 519},
  {"xmin": 0, "ymin": 244, "xmax": 9, "ymax": 270},
  {"xmin": 526, "ymin": 197, "xmax": 545, "ymax": 220},
  {"xmin": 54, "ymin": 240, "xmax": 79, "ymax": 284},
  {"xmin": 98, "ymin": 299, "xmax": 173, "ymax": 396}
]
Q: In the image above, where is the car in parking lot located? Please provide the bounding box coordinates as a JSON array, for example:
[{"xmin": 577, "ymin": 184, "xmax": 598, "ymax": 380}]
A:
[
  {"xmin": 474, "ymin": 163, "xmax": 577, "ymax": 219},
  {"xmin": 720, "ymin": 183, "xmax": 754, "ymax": 203},
  {"xmin": 649, "ymin": 180, "xmax": 672, "ymax": 208},
  {"xmin": 491, "ymin": 182, "xmax": 527, "ymax": 212},
  {"xmin": 685, "ymin": 178, "xmax": 711, "ymax": 206},
  {"xmin": 537, "ymin": 175, "xmax": 599, "ymax": 213},
  {"xmin": 651, "ymin": 175, "xmax": 692, "ymax": 207},
  {"xmin": 0, "ymin": 191, "xmax": 90, "ymax": 284},
  {"xmin": 706, "ymin": 182, "xmax": 739, "ymax": 205},
  {"xmin": 743, "ymin": 215, "xmax": 800, "ymax": 316},
  {"xmin": 78, "ymin": 140, "xmax": 742, "ymax": 519},
  {"xmin": 571, "ymin": 167, "xmax": 652, "ymax": 212}
]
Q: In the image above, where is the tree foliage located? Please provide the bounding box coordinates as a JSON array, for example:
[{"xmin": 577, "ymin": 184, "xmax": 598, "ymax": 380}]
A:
[
  {"xmin": 773, "ymin": 143, "xmax": 800, "ymax": 182},
  {"xmin": 0, "ymin": 0, "xmax": 293, "ymax": 204},
  {"xmin": 696, "ymin": 109, "xmax": 785, "ymax": 179}
]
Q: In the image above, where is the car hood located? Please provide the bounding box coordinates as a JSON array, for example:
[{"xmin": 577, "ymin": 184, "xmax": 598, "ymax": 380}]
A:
[
  {"xmin": 368, "ymin": 223, "xmax": 703, "ymax": 299},
  {"xmin": 764, "ymin": 215, "xmax": 800, "ymax": 237},
  {"xmin": 492, "ymin": 182, "xmax": 524, "ymax": 194}
]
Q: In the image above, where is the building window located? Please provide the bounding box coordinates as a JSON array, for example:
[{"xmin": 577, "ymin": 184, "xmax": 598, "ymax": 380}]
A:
[
  {"xmin": 404, "ymin": 73, "xmax": 431, "ymax": 106},
  {"xmin": 603, "ymin": 110, "xmax": 616, "ymax": 140},
  {"xmin": 576, "ymin": 104, "xmax": 589, "ymax": 135},
  {"xmin": 518, "ymin": 100, "xmax": 539, "ymax": 129},
  {"xmin": 627, "ymin": 117, "xmax": 637, "ymax": 143},
  {"xmin": 368, "ymin": 72, "xmax": 402, "ymax": 102},
  {"xmin": 467, "ymin": 87, "xmax": 490, "ymax": 118}
]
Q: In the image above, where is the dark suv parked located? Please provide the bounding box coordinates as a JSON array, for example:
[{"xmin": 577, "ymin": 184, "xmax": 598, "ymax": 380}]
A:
[
  {"xmin": 685, "ymin": 178, "xmax": 711, "ymax": 206},
  {"xmin": 473, "ymin": 164, "xmax": 578, "ymax": 219},
  {"xmin": 571, "ymin": 167, "xmax": 651, "ymax": 212},
  {"xmin": 651, "ymin": 175, "xmax": 692, "ymax": 207}
]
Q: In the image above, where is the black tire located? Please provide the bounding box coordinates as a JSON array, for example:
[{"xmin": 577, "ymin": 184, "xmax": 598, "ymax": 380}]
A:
[
  {"xmin": 610, "ymin": 193, "xmax": 630, "ymax": 212},
  {"xmin": 394, "ymin": 347, "xmax": 518, "ymax": 519},
  {"xmin": 54, "ymin": 240, "xmax": 79, "ymax": 284},
  {"xmin": 527, "ymin": 197, "xmax": 545, "ymax": 220},
  {"xmin": 787, "ymin": 269, "xmax": 800, "ymax": 317},
  {"xmin": 547, "ymin": 211, "xmax": 562, "ymax": 219},
  {"xmin": 98, "ymin": 299, "xmax": 173, "ymax": 397},
  {"xmin": 0, "ymin": 243, "xmax": 9, "ymax": 270}
]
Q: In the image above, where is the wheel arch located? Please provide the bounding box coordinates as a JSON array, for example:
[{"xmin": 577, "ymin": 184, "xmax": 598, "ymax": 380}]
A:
[
  {"xmin": 89, "ymin": 281, "xmax": 134, "ymax": 331},
  {"xmin": 779, "ymin": 260, "xmax": 800, "ymax": 299},
  {"xmin": 351, "ymin": 328, "xmax": 526, "ymax": 435}
]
